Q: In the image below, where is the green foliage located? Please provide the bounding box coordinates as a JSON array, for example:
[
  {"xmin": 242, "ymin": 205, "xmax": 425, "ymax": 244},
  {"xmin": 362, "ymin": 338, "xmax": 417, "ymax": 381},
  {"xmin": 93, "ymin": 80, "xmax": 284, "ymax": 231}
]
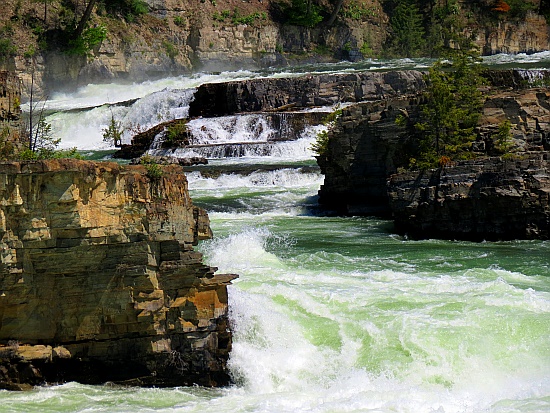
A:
[
  {"xmin": 311, "ymin": 130, "xmax": 329, "ymax": 156},
  {"xmin": 20, "ymin": 115, "xmax": 81, "ymax": 160},
  {"xmin": 165, "ymin": 120, "xmax": 188, "ymax": 145},
  {"xmin": 24, "ymin": 45, "xmax": 37, "ymax": 59},
  {"xmin": 100, "ymin": 0, "xmax": 149, "ymax": 21},
  {"xmin": 140, "ymin": 155, "xmax": 164, "ymax": 181},
  {"xmin": 388, "ymin": 0, "xmax": 425, "ymax": 57},
  {"xmin": 0, "ymin": 38, "xmax": 17, "ymax": 58},
  {"xmin": 67, "ymin": 25, "xmax": 107, "ymax": 56},
  {"xmin": 18, "ymin": 147, "xmax": 82, "ymax": 160},
  {"xmin": 425, "ymin": 0, "xmax": 475, "ymax": 58},
  {"xmin": 0, "ymin": 23, "xmax": 15, "ymax": 36},
  {"xmin": 279, "ymin": 0, "xmax": 324, "ymax": 27},
  {"xmin": 173, "ymin": 16, "xmax": 185, "ymax": 27},
  {"xmin": 493, "ymin": 119, "xmax": 513, "ymax": 153},
  {"xmin": 341, "ymin": 1, "xmax": 376, "ymax": 20},
  {"xmin": 232, "ymin": 9, "xmax": 267, "ymax": 24},
  {"xmin": 311, "ymin": 108, "xmax": 343, "ymax": 156},
  {"xmin": 102, "ymin": 114, "xmax": 123, "ymax": 147},
  {"xmin": 213, "ymin": 9, "xmax": 267, "ymax": 25},
  {"xmin": 506, "ymin": 0, "xmax": 537, "ymax": 19},
  {"xmin": 314, "ymin": 44, "xmax": 331, "ymax": 56},
  {"xmin": 359, "ymin": 41, "xmax": 374, "ymax": 58},
  {"xmin": 162, "ymin": 40, "xmax": 178, "ymax": 60},
  {"xmin": 0, "ymin": 128, "xmax": 15, "ymax": 161},
  {"xmin": 213, "ymin": 10, "xmax": 231, "ymax": 22},
  {"xmin": 413, "ymin": 53, "xmax": 485, "ymax": 168}
]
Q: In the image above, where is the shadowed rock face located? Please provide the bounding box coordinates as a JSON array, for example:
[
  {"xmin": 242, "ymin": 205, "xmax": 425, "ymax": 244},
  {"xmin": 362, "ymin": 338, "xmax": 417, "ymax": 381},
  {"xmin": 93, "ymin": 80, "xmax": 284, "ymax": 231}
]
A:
[
  {"xmin": 316, "ymin": 81, "xmax": 550, "ymax": 240},
  {"xmin": 188, "ymin": 71, "xmax": 427, "ymax": 117},
  {"xmin": 0, "ymin": 159, "xmax": 237, "ymax": 390},
  {"xmin": 387, "ymin": 157, "xmax": 550, "ymax": 241}
]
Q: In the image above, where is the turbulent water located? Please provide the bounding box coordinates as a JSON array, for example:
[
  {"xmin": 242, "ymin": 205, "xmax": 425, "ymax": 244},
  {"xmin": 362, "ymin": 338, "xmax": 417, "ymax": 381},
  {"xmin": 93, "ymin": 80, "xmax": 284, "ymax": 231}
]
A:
[{"xmin": 3, "ymin": 54, "xmax": 550, "ymax": 412}]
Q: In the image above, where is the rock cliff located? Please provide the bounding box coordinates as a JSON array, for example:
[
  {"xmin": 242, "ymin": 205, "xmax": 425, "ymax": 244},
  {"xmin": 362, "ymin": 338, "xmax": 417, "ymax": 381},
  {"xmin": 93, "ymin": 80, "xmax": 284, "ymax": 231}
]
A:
[
  {"xmin": 0, "ymin": 159, "xmax": 237, "ymax": 389},
  {"xmin": 0, "ymin": 71, "xmax": 23, "ymax": 157},
  {"xmin": 189, "ymin": 71, "xmax": 427, "ymax": 117},
  {"xmin": 387, "ymin": 156, "xmax": 550, "ymax": 241},
  {"xmin": 2, "ymin": 1, "xmax": 549, "ymax": 92},
  {"xmin": 317, "ymin": 74, "xmax": 550, "ymax": 240}
]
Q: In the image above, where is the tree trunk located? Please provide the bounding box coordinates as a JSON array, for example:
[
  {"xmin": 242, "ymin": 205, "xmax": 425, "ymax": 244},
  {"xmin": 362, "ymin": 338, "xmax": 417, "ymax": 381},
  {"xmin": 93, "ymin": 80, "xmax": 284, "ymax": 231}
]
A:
[
  {"xmin": 73, "ymin": 0, "xmax": 97, "ymax": 40},
  {"xmin": 326, "ymin": 0, "xmax": 345, "ymax": 27}
]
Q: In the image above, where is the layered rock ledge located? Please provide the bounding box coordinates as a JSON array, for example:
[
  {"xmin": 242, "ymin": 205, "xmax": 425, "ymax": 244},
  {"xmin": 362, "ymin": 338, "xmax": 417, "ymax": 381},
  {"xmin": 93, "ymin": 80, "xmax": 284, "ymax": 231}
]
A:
[
  {"xmin": 317, "ymin": 81, "xmax": 550, "ymax": 240},
  {"xmin": 388, "ymin": 156, "xmax": 550, "ymax": 241},
  {"xmin": 0, "ymin": 159, "xmax": 237, "ymax": 390},
  {"xmin": 189, "ymin": 71, "xmax": 427, "ymax": 117}
]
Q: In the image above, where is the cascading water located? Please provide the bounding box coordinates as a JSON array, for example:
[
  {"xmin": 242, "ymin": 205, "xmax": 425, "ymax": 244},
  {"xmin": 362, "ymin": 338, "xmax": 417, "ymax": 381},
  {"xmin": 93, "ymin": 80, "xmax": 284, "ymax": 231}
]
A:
[{"xmin": 4, "ymin": 55, "xmax": 549, "ymax": 413}]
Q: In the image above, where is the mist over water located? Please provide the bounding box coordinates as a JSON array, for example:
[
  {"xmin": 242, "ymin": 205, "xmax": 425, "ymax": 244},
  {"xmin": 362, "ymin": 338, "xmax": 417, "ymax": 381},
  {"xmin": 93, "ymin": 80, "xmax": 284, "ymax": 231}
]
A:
[{"xmin": 3, "ymin": 54, "xmax": 550, "ymax": 412}]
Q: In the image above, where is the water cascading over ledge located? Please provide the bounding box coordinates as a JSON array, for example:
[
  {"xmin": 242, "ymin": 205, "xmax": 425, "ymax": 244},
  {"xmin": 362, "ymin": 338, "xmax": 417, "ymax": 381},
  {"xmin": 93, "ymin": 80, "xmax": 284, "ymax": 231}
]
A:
[{"xmin": 0, "ymin": 159, "xmax": 237, "ymax": 390}]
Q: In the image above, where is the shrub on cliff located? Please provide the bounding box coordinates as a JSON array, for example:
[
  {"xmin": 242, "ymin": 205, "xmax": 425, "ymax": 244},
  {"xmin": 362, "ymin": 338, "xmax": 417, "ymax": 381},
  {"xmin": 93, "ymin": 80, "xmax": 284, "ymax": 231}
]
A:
[
  {"xmin": 278, "ymin": 0, "xmax": 324, "ymax": 27},
  {"xmin": 98, "ymin": 0, "xmax": 149, "ymax": 22},
  {"xmin": 102, "ymin": 114, "xmax": 123, "ymax": 147}
]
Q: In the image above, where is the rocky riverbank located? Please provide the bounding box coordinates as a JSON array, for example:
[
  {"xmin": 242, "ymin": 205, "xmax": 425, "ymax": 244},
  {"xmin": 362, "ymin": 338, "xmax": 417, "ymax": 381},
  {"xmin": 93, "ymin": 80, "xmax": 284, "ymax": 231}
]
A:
[
  {"xmin": 387, "ymin": 155, "xmax": 550, "ymax": 241},
  {"xmin": 0, "ymin": 159, "xmax": 237, "ymax": 390}
]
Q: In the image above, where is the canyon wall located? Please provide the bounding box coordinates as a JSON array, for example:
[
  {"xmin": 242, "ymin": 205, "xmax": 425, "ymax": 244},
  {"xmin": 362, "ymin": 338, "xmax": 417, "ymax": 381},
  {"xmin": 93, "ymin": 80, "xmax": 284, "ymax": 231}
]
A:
[
  {"xmin": 2, "ymin": 1, "xmax": 549, "ymax": 91},
  {"xmin": 0, "ymin": 159, "xmax": 237, "ymax": 389}
]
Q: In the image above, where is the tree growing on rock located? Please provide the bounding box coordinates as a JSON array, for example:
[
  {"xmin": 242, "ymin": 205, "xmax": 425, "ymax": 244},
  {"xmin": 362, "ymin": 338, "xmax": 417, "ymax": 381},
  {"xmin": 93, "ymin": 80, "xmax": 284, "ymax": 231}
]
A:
[{"xmin": 412, "ymin": 51, "xmax": 484, "ymax": 168}]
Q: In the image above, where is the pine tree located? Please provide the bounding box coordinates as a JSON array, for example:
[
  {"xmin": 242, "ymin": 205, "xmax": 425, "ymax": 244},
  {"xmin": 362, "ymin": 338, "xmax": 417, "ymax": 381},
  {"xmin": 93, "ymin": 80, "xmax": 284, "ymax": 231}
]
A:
[
  {"xmin": 389, "ymin": 0, "xmax": 426, "ymax": 57},
  {"xmin": 413, "ymin": 51, "xmax": 484, "ymax": 168}
]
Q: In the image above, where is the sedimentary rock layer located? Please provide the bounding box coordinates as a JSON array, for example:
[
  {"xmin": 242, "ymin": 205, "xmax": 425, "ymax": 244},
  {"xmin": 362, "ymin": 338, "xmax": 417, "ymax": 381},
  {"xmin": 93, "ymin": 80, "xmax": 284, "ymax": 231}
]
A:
[
  {"xmin": 0, "ymin": 71, "xmax": 23, "ymax": 154},
  {"xmin": 189, "ymin": 71, "xmax": 427, "ymax": 117},
  {"xmin": 0, "ymin": 159, "xmax": 237, "ymax": 389},
  {"xmin": 387, "ymin": 156, "xmax": 550, "ymax": 240},
  {"xmin": 317, "ymin": 85, "xmax": 550, "ymax": 240}
]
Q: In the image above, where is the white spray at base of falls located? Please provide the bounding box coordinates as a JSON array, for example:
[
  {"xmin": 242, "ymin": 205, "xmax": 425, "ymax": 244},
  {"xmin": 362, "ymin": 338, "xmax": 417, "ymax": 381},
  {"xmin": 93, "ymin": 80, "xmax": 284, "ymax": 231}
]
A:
[{"xmin": 193, "ymin": 218, "xmax": 550, "ymax": 413}]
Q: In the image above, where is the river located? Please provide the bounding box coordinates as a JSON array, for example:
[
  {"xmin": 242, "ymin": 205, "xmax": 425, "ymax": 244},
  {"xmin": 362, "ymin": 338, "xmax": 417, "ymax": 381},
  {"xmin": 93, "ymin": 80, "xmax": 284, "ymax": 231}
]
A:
[{"xmin": 2, "ymin": 53, "xmax": 549, "ymax": 413}]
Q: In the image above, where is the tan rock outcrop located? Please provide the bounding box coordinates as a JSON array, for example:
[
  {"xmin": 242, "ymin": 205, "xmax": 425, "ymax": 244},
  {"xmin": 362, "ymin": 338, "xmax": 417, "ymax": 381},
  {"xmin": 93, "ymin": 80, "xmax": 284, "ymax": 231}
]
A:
[
  {"xmin": 478, "ymin": 12, "xmax": 550, "ymax": 55},
  {"xmin": 0, "ymin": 159, "xmax": 237, "ymax": 389},
  {"xmin": 0, "ymin": 71, "xmax": 23, "ymax": 156}
]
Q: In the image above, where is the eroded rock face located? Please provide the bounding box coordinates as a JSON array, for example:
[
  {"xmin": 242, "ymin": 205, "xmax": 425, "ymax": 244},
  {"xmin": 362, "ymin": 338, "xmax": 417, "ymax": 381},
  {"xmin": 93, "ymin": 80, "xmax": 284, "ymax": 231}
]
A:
[
  {"xmin": 387, "ymin": 156, "xmax": 550, "ymax": 241},
  {"xmin": 316, "ymin": 76, "xmax": 550, "ymax": 240},
  {"xmin": 317, "ymin": 96, "xmax": 424, "ymax": 216},
  {"xmin": 0, "ymin": 159, "xmax": 237, "ymax": 389},
  {"xmin": 480, "ymin": 12, "xmax": 550, "ymax": 55},
  {"xmin": 189, "ymin": 71, "xmax": 427, "ymax": 117},
  {"xmin": 0, "ymin": 71, "xmax": 23, "ymax": 155}
]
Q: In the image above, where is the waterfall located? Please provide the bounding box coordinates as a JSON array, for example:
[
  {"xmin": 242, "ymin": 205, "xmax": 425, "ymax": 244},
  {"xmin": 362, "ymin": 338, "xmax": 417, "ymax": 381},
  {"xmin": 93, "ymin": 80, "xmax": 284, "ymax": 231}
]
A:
[
  {"xmin": 48, "ymin": 88, "xmax": 196, "ymax": 150},
  {"xmin": 187, "ymin": 115, "xmax": 276, "ymax": 145}
]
